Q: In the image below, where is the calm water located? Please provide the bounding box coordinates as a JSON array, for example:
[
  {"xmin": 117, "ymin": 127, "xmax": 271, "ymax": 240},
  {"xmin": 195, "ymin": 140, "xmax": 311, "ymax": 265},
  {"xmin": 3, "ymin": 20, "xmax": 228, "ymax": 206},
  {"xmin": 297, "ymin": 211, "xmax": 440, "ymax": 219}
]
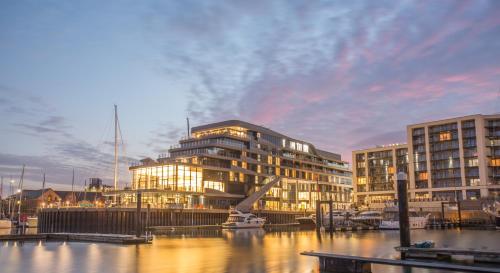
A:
[{"xmin": 1, "ymin": 228, "xmax": 499, "ymax": 273}]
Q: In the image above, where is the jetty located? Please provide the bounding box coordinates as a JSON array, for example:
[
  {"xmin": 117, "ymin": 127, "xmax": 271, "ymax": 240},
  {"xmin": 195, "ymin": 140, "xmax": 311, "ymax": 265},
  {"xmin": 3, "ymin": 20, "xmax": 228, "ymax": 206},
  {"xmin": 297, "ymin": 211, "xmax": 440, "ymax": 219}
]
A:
[{"xmin": 0, "ymin": 233, "xmax": 150, "ymax": 244}]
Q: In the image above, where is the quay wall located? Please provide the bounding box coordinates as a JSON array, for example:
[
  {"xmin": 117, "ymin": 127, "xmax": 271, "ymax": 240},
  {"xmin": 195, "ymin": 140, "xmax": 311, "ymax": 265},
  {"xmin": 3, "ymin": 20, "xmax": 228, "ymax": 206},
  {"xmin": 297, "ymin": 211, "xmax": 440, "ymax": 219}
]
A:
[{"xmin": 38, "ymin": 208, "xmax": 300, "ymax": 235}]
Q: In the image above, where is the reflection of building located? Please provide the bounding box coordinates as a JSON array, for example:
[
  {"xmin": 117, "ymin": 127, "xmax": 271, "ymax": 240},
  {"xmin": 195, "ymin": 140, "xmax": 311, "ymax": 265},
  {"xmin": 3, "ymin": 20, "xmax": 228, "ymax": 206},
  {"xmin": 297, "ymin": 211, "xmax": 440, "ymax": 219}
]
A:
[
  {"xmin": 352, "ymin": 144, "xmax": 408, "ymax": 206},
  {"xmin": 352, "ymin": 114, "xmax": 500, "ymax": 208},
  {"xmin": 124, "ymin": 120, "xmax": 352, "ymax": 210}
]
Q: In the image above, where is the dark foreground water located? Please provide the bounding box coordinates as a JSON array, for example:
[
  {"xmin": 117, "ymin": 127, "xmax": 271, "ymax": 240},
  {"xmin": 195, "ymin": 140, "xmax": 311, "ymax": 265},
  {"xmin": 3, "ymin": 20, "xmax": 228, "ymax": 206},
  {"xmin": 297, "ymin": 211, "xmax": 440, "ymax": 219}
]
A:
[{"xmin": 1, "ymin": 228, "xmax": 499, "ymax": 273}]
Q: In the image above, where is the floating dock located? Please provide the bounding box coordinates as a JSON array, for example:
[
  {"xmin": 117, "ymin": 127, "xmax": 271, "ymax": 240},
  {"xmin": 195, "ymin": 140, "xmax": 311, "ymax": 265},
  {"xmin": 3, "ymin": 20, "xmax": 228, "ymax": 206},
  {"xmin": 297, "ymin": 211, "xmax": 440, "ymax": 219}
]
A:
[
  {"xmin": 301, "ymin": 251, "xmax": 500, "ymax": 273},
  {"xmin": 0, "ymin": 233, "xmax": 150, "ymax": 244}
]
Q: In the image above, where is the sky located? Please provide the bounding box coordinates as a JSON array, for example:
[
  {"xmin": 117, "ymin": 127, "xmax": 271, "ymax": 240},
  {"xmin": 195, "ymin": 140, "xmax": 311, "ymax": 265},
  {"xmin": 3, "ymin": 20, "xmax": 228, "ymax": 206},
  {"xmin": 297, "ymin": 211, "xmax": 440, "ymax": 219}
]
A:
[{"xmin": 0, "ymin": 0, "xmax": 499, "ymax": 191}]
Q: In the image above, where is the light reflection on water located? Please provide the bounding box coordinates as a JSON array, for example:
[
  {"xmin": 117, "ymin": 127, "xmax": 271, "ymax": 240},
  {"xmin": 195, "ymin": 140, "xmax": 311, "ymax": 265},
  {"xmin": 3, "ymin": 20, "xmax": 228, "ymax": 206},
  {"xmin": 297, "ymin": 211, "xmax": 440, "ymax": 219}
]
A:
[{"xmin": 0, "ymin": 229, "xmax": 499, "ymax": 273}]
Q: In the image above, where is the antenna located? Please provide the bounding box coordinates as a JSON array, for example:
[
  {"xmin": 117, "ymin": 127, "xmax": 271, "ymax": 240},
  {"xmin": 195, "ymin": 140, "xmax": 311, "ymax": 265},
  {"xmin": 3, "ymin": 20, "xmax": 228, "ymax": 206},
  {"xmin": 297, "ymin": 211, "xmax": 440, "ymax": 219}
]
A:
[{"xmin": 186, "ymin": 117, "xmax": 190, "ymax": 138}]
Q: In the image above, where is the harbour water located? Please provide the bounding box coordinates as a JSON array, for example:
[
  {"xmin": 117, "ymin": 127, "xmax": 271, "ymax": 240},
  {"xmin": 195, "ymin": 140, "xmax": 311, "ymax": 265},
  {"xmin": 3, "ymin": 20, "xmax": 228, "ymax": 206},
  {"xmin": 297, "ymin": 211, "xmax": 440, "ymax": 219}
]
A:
[{"xmin": 0, "ymin": 228, "xmax": 498, "ymax": 273}]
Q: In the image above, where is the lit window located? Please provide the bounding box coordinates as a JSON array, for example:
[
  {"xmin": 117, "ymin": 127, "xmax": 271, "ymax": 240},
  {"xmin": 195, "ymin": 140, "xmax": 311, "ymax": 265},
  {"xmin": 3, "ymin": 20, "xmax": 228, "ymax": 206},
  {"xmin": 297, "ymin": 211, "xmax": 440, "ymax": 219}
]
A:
[
  {"xmin": 290, "ymin": 141, "xmax": 296, "ymax": 150},
  {"xmin": 296, "ymin": 142, "xmax": 303, "ymax": 151},
  {"xmin": 357, "ymin": 177, "xmax": 366, "ymax": 185},
  {"xmin": 439, "ymin": 132, "xmax": 451, "ymax": 141},
  {"xmin": 491, "ymin": 159, "xmax": 500, "ymax": 166},
  {"xmin": 303, "ymin": 144, "xmax": 309, "ymax": 153},
  {"xmin": 282, "ymin": 139, "xmax": 286, "ymax": 147},
  {"xmin": 418, "ymin": 172, "xmax": 428, "ymax": 180}
]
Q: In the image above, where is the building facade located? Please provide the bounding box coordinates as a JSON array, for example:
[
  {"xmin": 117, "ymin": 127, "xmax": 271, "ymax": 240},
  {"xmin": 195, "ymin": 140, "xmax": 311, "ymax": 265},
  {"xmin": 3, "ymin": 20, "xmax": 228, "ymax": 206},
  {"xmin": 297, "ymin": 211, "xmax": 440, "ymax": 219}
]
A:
[
  {"xmin": 352, "ymin": 144, "xmax": 408, "ymax": 207},
  {"xmin": 126, "ymin": 120, "xmax": 353, "ymax": 211},
  {"xmin": 408, "ymin": 114, "xmax": 500, "ymax": 201},
  {"xmin": 352, "ymin": 114, "xmax": 500, "ymax": 208}
]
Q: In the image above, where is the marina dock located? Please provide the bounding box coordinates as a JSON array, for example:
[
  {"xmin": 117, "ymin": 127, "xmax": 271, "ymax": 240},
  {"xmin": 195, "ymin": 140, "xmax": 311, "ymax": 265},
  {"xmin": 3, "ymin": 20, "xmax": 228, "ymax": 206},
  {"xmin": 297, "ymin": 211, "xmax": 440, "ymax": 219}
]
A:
[{"xmin": 0, "ymin": 233, "xmax": 150, "ymax": 244}]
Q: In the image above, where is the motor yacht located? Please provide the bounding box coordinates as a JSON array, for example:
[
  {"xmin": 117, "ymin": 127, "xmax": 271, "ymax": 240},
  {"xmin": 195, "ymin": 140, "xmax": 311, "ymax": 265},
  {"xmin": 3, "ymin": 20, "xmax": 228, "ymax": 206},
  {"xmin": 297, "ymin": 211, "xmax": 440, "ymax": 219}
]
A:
[
  {"xmin": 296, "ymin": 214, "xmax": 316, "ymax": 226},
  {"xmin": 222, "ymin": 210, "xmax": 265, "ymax": 229},
  {"xmin": 351, "ymin": 211, "xmax": 383, "ymax": 226},
  {"xmin": 379, "ymin": 207, "xmax": 429, "ymax": 229}
]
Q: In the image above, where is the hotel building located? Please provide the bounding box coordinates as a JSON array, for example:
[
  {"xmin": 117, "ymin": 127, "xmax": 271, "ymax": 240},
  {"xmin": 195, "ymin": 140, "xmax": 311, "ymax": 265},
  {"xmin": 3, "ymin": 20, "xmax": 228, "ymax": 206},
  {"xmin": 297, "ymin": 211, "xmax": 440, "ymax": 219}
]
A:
[
  {"xmin": 125, "ymin": 120, "xmax": 353, "ymax": 211},
  {"xmin": 353, "ymin": 114, "xmax": 500, "ymax": 207}
]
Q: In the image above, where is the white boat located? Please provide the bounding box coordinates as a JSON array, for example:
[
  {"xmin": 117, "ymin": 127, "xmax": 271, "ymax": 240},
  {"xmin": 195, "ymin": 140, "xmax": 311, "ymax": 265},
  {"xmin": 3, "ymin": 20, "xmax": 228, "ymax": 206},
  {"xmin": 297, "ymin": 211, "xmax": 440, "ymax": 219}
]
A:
[
  {"xmin": 0, "ymin": 219, "xmax": 12, "ymax": 229},
  {"xmin": 296, "ymin": 215, "xmax": 316, "ymax": 226},
  {"xmin": 222, "ymin": 210, "xmax": 265, "ymax": 229},
  {"xmin": 379, "ymin": 207, "xmax": 429, "ymax": 230},
  {"xmin": 322, "ymin": 210, "xmax": 347, "ymax": 227},
  {"xmin": 351, "ymin": 211, "xmax": 383, "ymax": 226}
]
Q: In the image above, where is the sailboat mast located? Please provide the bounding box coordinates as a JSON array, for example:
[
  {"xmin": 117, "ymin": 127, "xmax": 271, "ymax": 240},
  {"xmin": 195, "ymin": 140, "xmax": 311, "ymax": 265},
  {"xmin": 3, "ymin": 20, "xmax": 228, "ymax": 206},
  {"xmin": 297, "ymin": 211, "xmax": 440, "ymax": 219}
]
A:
[
  {"xmin": 71, "ymin": 169, "xmax": 75, "ymax": 205},
  {"xmin": 17, "ymin": 165, "xmax": 25, "ymax": 217},
  {"xmin": 41, "ymin": 173, "xmax": 46, "ymax": 206},
  {"xmin": 113, "ymin": 104, "xmax": 118, "ymax": 203}
]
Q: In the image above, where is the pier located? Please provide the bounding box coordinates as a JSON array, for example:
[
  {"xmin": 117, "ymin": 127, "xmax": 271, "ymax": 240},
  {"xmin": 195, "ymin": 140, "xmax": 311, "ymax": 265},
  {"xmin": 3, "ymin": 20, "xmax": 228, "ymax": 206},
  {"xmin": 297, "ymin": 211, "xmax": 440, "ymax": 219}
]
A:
[
  {"xmin": 0, "ymin": 233, "xmax": 149, "ymax": 244},
  {"xmin": 37, "ymin": 208, "xmax": 300, "ymax": 235}
]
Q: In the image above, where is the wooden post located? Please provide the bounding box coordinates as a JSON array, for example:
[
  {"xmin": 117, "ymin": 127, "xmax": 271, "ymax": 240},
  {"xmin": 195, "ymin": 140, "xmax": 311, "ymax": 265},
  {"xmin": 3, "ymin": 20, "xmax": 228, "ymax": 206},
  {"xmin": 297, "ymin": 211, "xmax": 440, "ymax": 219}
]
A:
[
  {"xmin": 316, "ymin": 200, "xmax": 321, "ymax": 230},
  {"xmin": 328, "ymin": 200, "xmax": 333, "ymax": 233},
  {"xmin": 457, "ymin": 200, "xmax": 462, "ymax": 228},
  {"xmin": 136, "ymin": 192, "xmax": 142, "ymax": 237},
  {"xmin": 441, "ymin": 202, "xmax": 445, "ymax": 223},
  {"xmin": 146, "ymin": 203, "xmax": 151, "ymax": 233},
  {"xmin": 397, "ymin": 172, "xmax": 410, "ymax": 259}
]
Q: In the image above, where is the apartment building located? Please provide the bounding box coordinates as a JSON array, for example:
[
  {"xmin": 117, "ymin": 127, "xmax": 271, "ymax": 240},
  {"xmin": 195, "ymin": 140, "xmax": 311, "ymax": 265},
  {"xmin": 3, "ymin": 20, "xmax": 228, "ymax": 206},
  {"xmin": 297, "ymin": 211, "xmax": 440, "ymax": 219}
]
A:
[
  {"xmin": 352, "ymin": 144, "xmax": 408, "ymax": 206},
  {"xmin": 126, "ymin": 120, "xmax": 353, "ymax": 210},
  {"xmin": 408, "ymin": 114, "xmax": 500, "ymax": 201},
  {"xmin": 352, "ymin": 114, "xmax": 500, "ymax": 208}
]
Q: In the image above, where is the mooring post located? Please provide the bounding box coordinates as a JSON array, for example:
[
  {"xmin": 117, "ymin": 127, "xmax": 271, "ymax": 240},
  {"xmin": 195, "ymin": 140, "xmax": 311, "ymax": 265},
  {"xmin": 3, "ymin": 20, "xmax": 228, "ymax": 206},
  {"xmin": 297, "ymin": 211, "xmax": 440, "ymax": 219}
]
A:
[
  {"xmin": 316, "ymin": 200, "xmax": 321, "ymax": 230},
  {"xmin": 457, "ymin": 200, "xmax": 462, "ymax": 228},
  {"xmin": 135, "ymin": 191, "xmax": 142, "ymax": 237},
  {"xmin": 146, "ymin": 203, "xmax": 151, "ymax": 234},
  {"xmin": 328, "ymin": 200, "xmax": 333, "ymax": 233},
  {"xmin": 441, "ymin": 202, "xmax": 445, "ymax": 223},
  {"xmin": 397, "ymin": 172, "xmax": 410, "ymax": 259}
]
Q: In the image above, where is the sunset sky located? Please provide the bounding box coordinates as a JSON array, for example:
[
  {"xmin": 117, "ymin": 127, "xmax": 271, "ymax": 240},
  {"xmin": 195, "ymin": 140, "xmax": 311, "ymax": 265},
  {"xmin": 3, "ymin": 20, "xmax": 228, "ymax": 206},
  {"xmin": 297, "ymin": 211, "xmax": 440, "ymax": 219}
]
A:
[{"xmin": 1, "ymin": 0, "xmax": 499, "ymax": 190}]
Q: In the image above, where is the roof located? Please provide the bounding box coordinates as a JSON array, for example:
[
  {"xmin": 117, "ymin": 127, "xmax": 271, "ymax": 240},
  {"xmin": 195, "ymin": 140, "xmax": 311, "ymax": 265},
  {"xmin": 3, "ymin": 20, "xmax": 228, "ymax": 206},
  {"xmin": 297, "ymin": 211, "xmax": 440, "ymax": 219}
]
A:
[{"xmin": 191, "ymin": 119, "xmax": 342, "ymax": 161}]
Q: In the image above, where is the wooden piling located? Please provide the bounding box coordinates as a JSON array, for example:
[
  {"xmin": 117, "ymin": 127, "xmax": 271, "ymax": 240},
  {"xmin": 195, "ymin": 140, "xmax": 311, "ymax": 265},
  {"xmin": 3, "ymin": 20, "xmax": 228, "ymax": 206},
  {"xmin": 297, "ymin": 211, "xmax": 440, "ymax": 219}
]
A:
[{"xmin": 397, "ymin": 172, "xmax": 411, "ymax": 259}]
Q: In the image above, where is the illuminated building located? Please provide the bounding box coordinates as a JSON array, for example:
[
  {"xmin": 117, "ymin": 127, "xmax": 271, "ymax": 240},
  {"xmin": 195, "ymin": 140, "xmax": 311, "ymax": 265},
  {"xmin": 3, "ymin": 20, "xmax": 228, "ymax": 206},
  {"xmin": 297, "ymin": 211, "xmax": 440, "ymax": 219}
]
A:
[
  {"xmin": 408, "ymin": 114, "xmax": 500, "ymax": 200},
  {"xmin": 352, "ymin": 144, "xmax": 408, "ymax": 207},
  {"xmin": 353, "ymin": 114, "xmax": 500, "ymax": 208},
  {"xmin": 125, "ymin": 120, "xmax": 352, "ymax": 210}
]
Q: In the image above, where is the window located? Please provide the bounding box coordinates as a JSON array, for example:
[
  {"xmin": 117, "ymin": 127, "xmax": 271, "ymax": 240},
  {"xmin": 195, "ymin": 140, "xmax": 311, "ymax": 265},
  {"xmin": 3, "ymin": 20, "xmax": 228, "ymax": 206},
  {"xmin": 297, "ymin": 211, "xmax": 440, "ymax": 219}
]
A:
[
  {"xmin": 290, "ymin": 141, "xmax": 296, "ymax": 150},
  {"xmin": 357, "ymin": 177, "xmax": 366, "ymax": 185},
  {"xmin": 303, "ymin": 144, "xmax": 309, "ymax": 153},
  {"xmin": 490, "ymin": 159, "xmax": 500, "ymax": 166},
  {"xmin": 439, "ymin": 132, "xmax": 451, "ymax": 141},
  {"xmin": 282, "ymin": 139, "xmax": 286, "ymax": 147},
  {"xmin": 418, "ymin": 172, "xmax": 428, "ymax": 180}
]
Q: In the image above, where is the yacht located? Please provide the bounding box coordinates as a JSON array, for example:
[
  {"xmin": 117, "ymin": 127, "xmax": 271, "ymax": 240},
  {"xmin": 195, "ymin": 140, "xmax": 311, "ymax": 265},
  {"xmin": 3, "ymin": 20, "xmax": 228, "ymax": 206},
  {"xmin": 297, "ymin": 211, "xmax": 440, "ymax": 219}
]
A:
[
  {"xmin": 351, "ymin": 211, "xmax": 383, "ymax": 226},
  {"xmin": 222, "ymin": 210, "xmax": 265, "ymax": 229},
  {"xmin": 322, "ymin": 210, "xmax": 347, "ymax": 227},
  {"xmin": 296, "ymin": 214, "xmax": 316, "ymax": 226},
  {"xmin": 379, "ymin": 207, "xmax": 429, "ymax": 230}
]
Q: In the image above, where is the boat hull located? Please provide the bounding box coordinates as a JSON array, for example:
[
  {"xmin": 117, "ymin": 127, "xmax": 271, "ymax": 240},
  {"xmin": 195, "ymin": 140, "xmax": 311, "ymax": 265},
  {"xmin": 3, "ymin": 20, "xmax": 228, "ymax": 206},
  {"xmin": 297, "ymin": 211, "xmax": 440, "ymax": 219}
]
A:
[
  {"xmin": 379, "ymin": 217, "xmax": 428, "ymax": 230},
  {"xmin": 222, "ymin": 222, "xmax": 264, "ymax": 229}
]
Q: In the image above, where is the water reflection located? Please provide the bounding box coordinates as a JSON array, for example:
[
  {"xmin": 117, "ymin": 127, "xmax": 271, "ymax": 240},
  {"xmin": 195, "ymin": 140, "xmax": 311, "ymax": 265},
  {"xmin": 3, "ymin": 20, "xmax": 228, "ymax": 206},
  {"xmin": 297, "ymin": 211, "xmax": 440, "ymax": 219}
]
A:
[{"xmin": 0, "ymin": 229, "xmax": 499, "ymax": 273}]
